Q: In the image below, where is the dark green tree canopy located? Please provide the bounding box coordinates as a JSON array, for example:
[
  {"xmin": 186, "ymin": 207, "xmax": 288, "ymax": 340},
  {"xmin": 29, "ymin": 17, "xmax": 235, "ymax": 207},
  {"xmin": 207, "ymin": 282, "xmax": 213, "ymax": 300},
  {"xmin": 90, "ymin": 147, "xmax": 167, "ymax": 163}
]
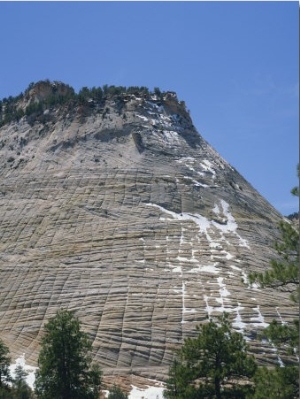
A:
[
  {"xmin": 290, "ymin": 164, "xmax": 299, "ymax": 197},
  {"xmin": 0, "ymin": 339, "xmax": 35, "ymax": 398},
  {"xmin": 164, "ymin": 313, "xmax": 257, "ymax": 399},
  {"xmin": 0, "ymin": 338, "xmax": 11, "ymax": 388},
  {"xmin": 35, "ymin": 309, "xmax": 102, "ymax": 399},
  {"xmin": 247, "ymin": 219, "xmax": 299, "ymax": 397},
  {"xmin": 11, "ymin": 364, "xmax": 34, "ymax": 399},
  {"xmin": 252, "ymin": 365, "xmax": 298, "ymax": 399},
  {"xmin": 249, "ymin": 195, "xmax": 299, "ymax": 355},
  {"xmin": 0, "ymin": 80, "xmax": 170, "ymax": 128},
  {"xmin": 250, "ymin": 220, "xmax": 298, "ymax": 296},
  {"xmin": 107, "ymin": 384, "xmax": 128, "ymax": 399},
  {"xmin": 248, "ymin": 172, "xmax": 299, "ymax": 397}
]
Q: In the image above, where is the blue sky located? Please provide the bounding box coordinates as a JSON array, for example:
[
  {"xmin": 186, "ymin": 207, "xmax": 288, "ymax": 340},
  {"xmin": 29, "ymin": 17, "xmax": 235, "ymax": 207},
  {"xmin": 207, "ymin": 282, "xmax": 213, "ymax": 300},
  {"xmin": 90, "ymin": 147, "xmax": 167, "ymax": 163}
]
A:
[{"xmin": 0, "ymin": 1, "xmax": 298, "ymax": 215}]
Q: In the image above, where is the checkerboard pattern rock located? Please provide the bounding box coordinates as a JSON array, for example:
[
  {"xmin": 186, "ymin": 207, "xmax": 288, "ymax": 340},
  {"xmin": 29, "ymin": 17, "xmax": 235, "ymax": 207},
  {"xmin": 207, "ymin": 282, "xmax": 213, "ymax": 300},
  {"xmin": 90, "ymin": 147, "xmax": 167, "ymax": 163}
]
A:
[{"xmin": 0, "ymin": 86, "xmax": 296, "ymax": 381}]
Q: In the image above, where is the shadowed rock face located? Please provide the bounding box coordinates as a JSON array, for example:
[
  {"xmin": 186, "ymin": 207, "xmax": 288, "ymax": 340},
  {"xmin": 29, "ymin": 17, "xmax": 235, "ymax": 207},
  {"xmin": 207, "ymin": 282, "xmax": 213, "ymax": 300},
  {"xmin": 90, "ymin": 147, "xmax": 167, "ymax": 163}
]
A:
[{"xmin": 0, "ymin": 84, "xmax": 297, "ymax": 381}]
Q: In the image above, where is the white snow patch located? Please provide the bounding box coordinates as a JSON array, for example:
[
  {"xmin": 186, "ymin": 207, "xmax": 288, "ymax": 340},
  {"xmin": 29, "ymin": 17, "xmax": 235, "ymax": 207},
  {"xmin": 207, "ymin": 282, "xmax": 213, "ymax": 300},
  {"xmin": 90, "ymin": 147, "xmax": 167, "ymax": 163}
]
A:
[
  {"xmin": 189, "ymin": 264, "xmax": 220, "ymax": 274},
  {"xmin": 212, "ymin": 200, "xmax": 250, "ymax": 248},
  {"xmin": 213, "ymin": 277, "xmax": 231, "ymax": 312},
  {"xmin": 129, "ymin": 384, "xmax": 164, "ymax": 399},
  {"xmin": 203, "ymin": 159, "xmax": 214, "ymax": 168},
  {"xmin": 276, "ymin": 307, "xmax": 287, "ymax": 325},
  {"xmin": 243, "ymin": 272, "xmax": 260, "ymax": 291},
  {"xmin": 204, "ymin": 295, "xmax": 213, "ymax": 317},
  {"xmin": 175, "ymin": 282, "xmax": 196, "ymax": 321},
  {"xmin": 242, "ymin": 271, "xmax": 249, "ymax": 285},
  {"xmin": 270, "ymin": 343, "xmax": 284, "ymax": 367},
  {"xmin": 238, "ymin": 237, "xmax": 250, "ymax": 248},
  {"xmin": 277, "ymin": 354, "xmax": 284, "ymax": 367},
  {"xmin": 232, "ymin": 303, "xmax": 247, "ymax": 332},
  {"xmin": 209, "ymin": 242, "xmax": 222, "ymax": 249},
  {"xmin": 146, "ymin": 203, "xmax": 212, "ymax": 239},
  {"xmin": 205, "ymin": 298, "xmax": 233, "ymax": 315},
  {"xmin": 163, "ymin": 130, "xmax": 180, "ymax": 142},
  {"xmin": 200, "ymin": 159, "xmax": 216, "ymax": 178},
  {"xmin": 195, "ymin": 182, "xmax": 209, "ymax": 188},
  {"xmin": 9, "ymin": 354, "xmax": 38, "ymax": 390},
  {"xmin": 212, "ymin": 203, "xmax": 220, "ymax": 214},
  {"xmin": 230, "ymin": 265, "xmax": 242, "ymax": 272},
  {"xmin": 172, "ymin": 266, "xmax": 182, "ymax": 273},
  {"xmin": 179, "ymin": 227, "xmax": 185, "ymax": 245},
  {"xmin": 224, "ymin": 251, "xmax": 234, "ymax": 260},
  {"xmin": 204, "ymin": 282, "xmax": 234, "ymax": 317},
  {"xmin": 242, "ymin": 271, "xmax": 260, "ymax": 290},
  {"xmin": 146, "ymin": 201, "xmax": 250, "ymax": 251},
  {"xmin": 212, "ymin": 200, "xmax": 236, "ymax": 231},
  {"xmin": 217, "ymin": 277, "xmax": 230, "ymax": 297},
  {"xmin": 176, "ymin": 156, "xmax": 195, "ymax": 164},
  {"xmin": 183, "ymin": 176, "xmax": 209, "ymax": 187},
  {"xmin": 181, "ymin": 282, "xmax": 186, "ymax": 324},
  {"xmin": 177, "ymin": 256, "xmax": 197, "ymax": 263},
  {"xmin": 251, "ymin": 306, "xmax": 269, "ymax": 328},
  {"xmin": 136, "ymin": 114, "xmax": 148, "ymax": 122}
]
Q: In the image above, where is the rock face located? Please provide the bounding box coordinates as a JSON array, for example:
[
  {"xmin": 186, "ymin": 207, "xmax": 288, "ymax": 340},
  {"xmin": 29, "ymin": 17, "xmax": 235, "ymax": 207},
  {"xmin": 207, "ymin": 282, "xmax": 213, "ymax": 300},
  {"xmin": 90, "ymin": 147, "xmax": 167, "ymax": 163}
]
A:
[{"xmin": 0, "ymin": 82, "xmax": 297, "ymax": 381}]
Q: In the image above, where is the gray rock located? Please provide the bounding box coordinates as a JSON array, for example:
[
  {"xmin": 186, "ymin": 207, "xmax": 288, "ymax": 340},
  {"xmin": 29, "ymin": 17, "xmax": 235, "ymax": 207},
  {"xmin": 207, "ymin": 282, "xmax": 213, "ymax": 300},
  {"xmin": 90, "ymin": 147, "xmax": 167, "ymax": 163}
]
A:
[{"xmin": 0, "ymin": 87, "xmax": 297, "ymax": 382}]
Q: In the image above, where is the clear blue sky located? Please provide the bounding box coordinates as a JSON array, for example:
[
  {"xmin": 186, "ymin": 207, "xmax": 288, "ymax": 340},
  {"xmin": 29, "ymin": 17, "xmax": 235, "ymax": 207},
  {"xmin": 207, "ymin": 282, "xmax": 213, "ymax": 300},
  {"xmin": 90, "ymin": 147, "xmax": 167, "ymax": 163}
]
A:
[{"xmin": 0, "ymin": 1, "xmax": 298, "ymax": 215}]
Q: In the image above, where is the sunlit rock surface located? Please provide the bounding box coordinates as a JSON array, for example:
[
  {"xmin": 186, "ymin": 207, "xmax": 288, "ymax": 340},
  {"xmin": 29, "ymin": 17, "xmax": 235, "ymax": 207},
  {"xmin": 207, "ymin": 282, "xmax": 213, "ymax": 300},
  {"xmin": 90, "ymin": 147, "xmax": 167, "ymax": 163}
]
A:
[{"xmin": 0, "ymin": 83, "xmax": 296, "ymax": 382}]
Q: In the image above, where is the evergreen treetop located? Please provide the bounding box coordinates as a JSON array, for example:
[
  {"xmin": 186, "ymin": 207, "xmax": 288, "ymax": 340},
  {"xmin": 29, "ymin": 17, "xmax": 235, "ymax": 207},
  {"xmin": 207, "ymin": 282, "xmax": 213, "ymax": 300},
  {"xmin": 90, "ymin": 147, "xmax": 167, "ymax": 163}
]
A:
[
  {"xmin": 35, "ymin": 309, "xmax": 102, "ymax": 399},
  {"xmin": 164, "ymin": 313, "xmax": 257, "ymax": 399}
]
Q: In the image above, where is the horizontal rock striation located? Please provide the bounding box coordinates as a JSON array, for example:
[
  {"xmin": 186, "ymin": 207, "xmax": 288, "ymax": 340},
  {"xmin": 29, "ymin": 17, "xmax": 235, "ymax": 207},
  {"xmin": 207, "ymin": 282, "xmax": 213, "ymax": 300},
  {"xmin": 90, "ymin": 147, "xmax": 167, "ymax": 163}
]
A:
[{"xmin": 0, "ymin": 83, "xmax": 297, "ymax": 381}]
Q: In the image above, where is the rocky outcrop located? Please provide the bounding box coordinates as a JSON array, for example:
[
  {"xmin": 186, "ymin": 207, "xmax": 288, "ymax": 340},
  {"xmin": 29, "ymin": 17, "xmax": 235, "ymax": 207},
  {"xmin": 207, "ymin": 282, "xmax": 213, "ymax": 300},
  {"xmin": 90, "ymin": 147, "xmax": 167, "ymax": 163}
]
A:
[
  {"xmin": 21, "ymin": 80, "xmax": 75, "ymax": 109},
  {"xmin": 0, "ymin": 82, "xmax": 297, "ymax": 382}
]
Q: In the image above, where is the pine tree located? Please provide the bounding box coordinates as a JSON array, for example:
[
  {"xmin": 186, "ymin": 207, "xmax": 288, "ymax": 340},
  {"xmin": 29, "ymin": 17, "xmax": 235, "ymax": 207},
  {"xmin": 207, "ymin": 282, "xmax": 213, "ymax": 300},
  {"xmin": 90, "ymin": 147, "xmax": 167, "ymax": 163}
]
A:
[
  {"xmin": 35, "ymin": 309, "xmax": 102, "ymax": 399},
  {"xmin": 163, "ymin": 313, "xmax": 257, "ymax": 399},
  {"xmin": 249, "ymin": 191, "xmax": 299, "ymax": 355},
  {"xmin": 290, "ymin": 164, "xmax": 299, "ymax": 197},
  {"xmin": 252, "ymin": 366, "xmax": 298, "ymax": 399},
  {"xmin": 249, "ymin": 168, "xmax": 299, "ymax": 398},
  {"xmin": 12, "ymin": 364, "xmax": 34, "ymax": 399},
  {"xmin": 154, "ymin": 87, "xmax": 162, "ymax": 99},
  {"xmin": 107, "ymin": 384, "xmax": 128, "ymax": 399},
  {"xmin": 0, "ymin": 339, "xmax": 11, "ymax": 388}
]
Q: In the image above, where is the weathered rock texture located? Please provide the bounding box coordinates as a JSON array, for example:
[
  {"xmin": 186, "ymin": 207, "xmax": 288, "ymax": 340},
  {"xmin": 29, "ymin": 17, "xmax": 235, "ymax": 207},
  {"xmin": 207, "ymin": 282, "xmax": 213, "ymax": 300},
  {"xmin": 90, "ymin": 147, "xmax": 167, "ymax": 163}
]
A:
[{"xmin": 0, "ymin": 82, "xmax": 297, "ymax": 381}]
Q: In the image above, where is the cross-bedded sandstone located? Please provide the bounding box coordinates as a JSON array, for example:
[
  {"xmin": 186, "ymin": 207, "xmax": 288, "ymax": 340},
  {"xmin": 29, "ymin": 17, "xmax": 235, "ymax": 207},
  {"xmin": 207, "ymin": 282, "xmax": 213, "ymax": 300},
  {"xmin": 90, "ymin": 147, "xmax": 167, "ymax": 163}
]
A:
[{"xmin": 0, "ymin": 84, "xmax": 297, "ymax": 382}]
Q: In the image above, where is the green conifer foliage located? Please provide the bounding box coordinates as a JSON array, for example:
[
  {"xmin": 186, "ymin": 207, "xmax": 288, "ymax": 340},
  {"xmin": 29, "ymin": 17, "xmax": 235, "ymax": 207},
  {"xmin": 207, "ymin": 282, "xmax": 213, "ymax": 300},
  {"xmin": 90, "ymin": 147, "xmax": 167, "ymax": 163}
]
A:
[
  {"xmin": 35, "ymin": 309, "xmax": 102, "ymax": 399},
  {"xmin": 249, "ymin": 193, "xmax": 299, "ymax": 355},
  {"xmin": 12, "ymin": 364, "xmax": 34, "ymax": 399},
  {"xmin": 164, "ymin": 313, "xmax": 257, "ymax": 399},
  {"xmin": 248, "ymin": 169, "xmax": 299, "ymax": 398},
  {"xmin": 0, "ymin": 339, "xmax": 11, "ymax": 388},
  {"xmin": 108, "ymin": 384, "xmax": 128, "ymax": 399},
  {"xmin": 252, "ymin": 365, "xmax": 298, "ymax": 399}
]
